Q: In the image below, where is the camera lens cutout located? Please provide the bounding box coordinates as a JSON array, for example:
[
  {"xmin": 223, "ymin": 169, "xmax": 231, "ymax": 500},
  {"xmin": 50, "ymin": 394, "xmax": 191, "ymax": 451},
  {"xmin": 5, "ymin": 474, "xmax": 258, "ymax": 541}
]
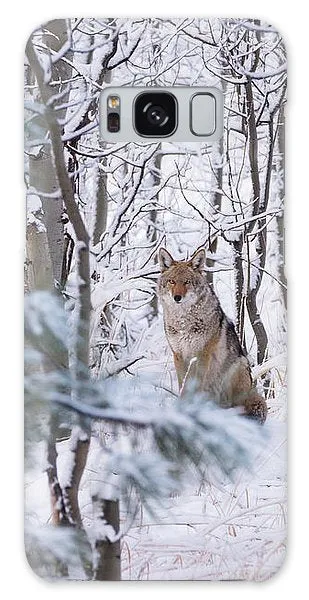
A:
[{"xmin": 134, "ymin": 92, "xmax": 177, "ymax": 137}]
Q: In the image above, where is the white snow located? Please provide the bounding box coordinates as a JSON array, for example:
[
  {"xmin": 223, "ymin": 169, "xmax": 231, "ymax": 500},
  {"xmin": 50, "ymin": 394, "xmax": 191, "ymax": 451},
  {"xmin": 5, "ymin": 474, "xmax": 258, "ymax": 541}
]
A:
[{"xmin": 24, "ymin": 17, "xmax": 287, "ymax": 581}]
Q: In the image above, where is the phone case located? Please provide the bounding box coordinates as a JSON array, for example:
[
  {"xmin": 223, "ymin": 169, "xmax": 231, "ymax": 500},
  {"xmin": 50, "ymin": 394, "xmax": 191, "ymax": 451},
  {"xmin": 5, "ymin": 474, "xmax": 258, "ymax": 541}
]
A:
[{"xmin": 24, "ymin": 18, "xmax": 287, "ymax": 581}]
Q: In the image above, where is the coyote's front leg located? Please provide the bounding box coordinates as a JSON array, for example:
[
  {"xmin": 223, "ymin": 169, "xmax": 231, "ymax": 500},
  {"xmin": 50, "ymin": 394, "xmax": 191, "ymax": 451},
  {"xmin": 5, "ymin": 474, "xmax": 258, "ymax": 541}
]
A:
[
  {"xmin": 172, "ymin": 352, "xmax": 187, "ymax": 391},
  {"xmin": 173, "ymin": 353, "xmax": 199, "ymax": 396}
]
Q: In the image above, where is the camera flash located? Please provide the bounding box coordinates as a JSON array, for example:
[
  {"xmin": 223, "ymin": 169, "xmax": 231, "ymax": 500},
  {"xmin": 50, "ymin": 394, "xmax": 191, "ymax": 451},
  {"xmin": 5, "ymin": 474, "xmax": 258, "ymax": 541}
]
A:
[{"xmin": 108, "ymin": 95, "xmax": 120, "ymax": 109}]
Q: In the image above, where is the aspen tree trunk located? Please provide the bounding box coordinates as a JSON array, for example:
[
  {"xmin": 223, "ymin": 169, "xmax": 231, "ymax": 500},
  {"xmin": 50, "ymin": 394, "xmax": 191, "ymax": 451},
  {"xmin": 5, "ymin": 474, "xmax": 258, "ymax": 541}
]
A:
[
  {"xmin": 25, "ymin": 21, "xmax": 73, "ymax": 536},
  {"xmin": 244, "ymin": 77, "xmax": 268, "ymax": 365},
  {"xmin": 27, "ymin": 20, "xmax": 73, "ymax": 286},
  {"xmin": 26, "ymin": 27, "xmax": 93, "ymax": 578},
  {"xmin": 93, "ymin": 497, "xmax": 121, "ymax": 581},
  {"xmin": 147, "ymin": 151, "xmax": 161, "ymax": 322},
  {"xmin": 92, "ymin": 68, "xmax": 111, "ymax": 247},
  {"xmin": 146, "ymin": 18, "xmax": 162, "ymax": 321},
  {"xmin": 206, "ymin": 117, "xmax": 224, "ymax": 287}
]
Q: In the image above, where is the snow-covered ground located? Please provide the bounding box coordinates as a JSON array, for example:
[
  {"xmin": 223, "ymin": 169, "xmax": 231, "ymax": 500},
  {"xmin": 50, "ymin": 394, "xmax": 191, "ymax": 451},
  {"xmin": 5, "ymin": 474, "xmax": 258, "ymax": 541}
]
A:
[
  {"xmin": 120, "ymin": 418, "xmax": 286, "ymax": 581},
  {"xmin": 25, "ymin": 337, "xmax": 287, "ymax": 581}
]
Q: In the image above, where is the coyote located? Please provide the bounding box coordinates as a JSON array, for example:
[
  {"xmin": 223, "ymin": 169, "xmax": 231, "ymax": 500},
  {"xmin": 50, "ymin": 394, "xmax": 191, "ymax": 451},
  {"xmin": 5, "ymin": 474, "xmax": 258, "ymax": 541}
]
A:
[{"xmin": 157, "ymin": 247, "xmax": 267, "ymax": 424}]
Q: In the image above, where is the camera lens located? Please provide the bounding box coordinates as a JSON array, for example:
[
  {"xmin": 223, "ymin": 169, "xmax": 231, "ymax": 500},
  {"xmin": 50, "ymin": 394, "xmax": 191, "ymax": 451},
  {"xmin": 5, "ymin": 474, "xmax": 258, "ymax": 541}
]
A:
[
  {"xmin": 107, "ymin": 112, "xmax": 120, "ymax": 133},
  {"xmin": 134, "ymin": 92, "xmax": 177, "ymax": 137},
  {"xmin": 145, "ymin": 104, "xmax": 168, "ymax": 127}
]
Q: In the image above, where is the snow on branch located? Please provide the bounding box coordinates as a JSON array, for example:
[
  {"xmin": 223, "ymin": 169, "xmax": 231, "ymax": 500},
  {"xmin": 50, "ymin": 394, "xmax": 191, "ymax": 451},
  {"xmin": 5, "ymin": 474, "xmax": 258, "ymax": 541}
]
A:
[{"xmin": 238, "ymin": 63, "xmax": 287, "ymax": 80}]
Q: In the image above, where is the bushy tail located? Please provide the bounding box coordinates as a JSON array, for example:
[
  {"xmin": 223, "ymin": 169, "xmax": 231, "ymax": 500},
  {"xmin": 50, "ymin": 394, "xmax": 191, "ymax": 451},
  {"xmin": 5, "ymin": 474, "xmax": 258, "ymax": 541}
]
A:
[{"xmin": 244, "ymin": 389, "xmax": 267, "ymax": 424}]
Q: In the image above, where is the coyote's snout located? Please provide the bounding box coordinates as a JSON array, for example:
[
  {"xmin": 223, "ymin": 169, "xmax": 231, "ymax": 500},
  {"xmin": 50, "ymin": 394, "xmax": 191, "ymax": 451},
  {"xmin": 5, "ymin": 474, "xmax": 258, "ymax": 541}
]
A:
[{"xmin": 157, "ymin": 247, "xmax": 267, "ymax": 424}]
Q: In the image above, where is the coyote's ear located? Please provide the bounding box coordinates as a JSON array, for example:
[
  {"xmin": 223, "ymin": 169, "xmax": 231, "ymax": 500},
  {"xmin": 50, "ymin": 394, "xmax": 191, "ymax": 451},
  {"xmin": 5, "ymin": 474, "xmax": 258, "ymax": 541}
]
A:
[
  {"xmin": 190, "ymin": 248, "xmax": 206, "ymax": 271},
  {"xmin": 158, "ymin": 248, "xmax": 175, "ymax": 272}
]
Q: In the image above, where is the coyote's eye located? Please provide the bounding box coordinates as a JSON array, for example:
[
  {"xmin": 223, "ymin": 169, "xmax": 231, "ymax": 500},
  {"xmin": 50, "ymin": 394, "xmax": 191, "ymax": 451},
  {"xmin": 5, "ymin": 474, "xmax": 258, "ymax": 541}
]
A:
[
  {"xmin": 168, "ymin": 279, "xmax": 175, "ymax": 285},
  {"xmin": 184, "ymin": 280, "xmax": 190, "ymax": 285}
]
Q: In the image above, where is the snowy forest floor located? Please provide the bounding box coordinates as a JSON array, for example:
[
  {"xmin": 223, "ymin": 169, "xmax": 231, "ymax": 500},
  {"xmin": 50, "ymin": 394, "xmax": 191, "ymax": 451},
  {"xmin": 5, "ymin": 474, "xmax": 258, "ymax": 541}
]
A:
[
  {"xmin": 120, "ymin": 416, "xmax": 286, "ymax": 581},
  {"xmin": 25, "ymin": 327, "xmax": 287, "ymax": 581}
]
